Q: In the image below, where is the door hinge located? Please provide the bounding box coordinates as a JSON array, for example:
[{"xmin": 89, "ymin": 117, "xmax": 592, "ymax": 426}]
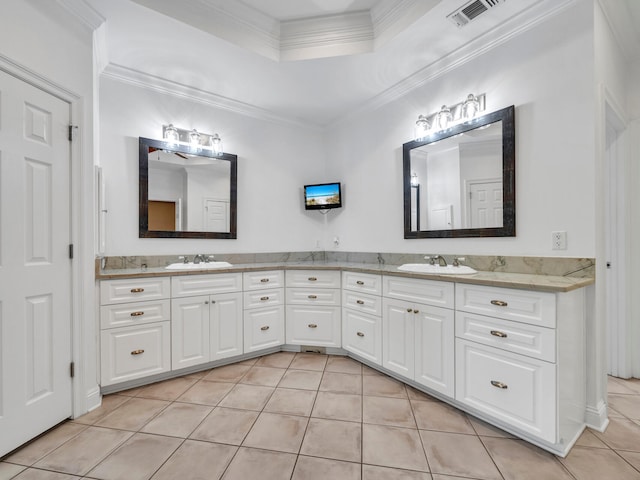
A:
[
  {"xmin": 68, "ymin": 125, "xmax": 78, "ymax": 141},
  {"xmin": 70, "ymin": 362, "xmax": 75, "ymax": 378},
  {"xmin": 69, "ymin": 244, "xmax": 74, "ymax": 259}
]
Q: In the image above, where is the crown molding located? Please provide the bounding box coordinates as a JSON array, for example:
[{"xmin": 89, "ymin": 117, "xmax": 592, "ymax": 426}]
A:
[
  {"xmin": 333, "ymin": 0, "xmax": 575, "ymax": 127},
  {"xmin": 371, "ymin": 0, "xmax": 439, "ymax": 47},
  {"xmin": 101, "ymin": 63, "xmax": 318, "ymax": 130},
  {"xmin": 56, "ymin": 0, "xmax": 105, "ymax": 31}
]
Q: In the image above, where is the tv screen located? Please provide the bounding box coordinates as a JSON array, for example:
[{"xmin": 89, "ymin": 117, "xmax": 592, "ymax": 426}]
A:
[{"xmin": 304, "ymin": 182, "xmax": 342, "ymax": 210}]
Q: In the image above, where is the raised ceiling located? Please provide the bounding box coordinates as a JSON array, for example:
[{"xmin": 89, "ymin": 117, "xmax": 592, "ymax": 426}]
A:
[{"xmin": 79, "ymin": 0, "xmax": 576, "ymax": 127}]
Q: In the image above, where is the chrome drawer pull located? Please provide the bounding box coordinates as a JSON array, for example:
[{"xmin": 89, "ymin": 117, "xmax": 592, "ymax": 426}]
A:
[
  {"xmin": 131, "ymin": 349, "xmax": 145, "ymax": 355},
  {"xmin": 260, "ymin": 296, "xmax": 270, "ymax": 301},
  {"xmin": 356, "ymin": 300, "xmax": 364, "ymax": 305},
  {"xmin": 260, "ymin": 326, "xmax": 270, "ymax": 331},
  {"xmin": 356, "ymin": 280, "xmax": 365, "ymax": 285},
  {"xmin": 130, "ymin": 311, "xmax": 144, "ymax": 317},
  {"xmin": 260, "ymin": 278, "xmax": 270, "ymax": 283},
  {"xmin": 356, "ymin": 331, "xmax": 365, "ymax": 337},
  {"xmin": 130, "ymin": 288, "xmax": 145, "ymax": 293},
  {"xmin": 308, "ymin": 295, "xmax": 318, "ymax": 299},
  {"xmin": 491, "ymin": 380, "xmax": 508, "ymax": 389},
  {"xmin": 308, "ymin": 277, "xmax": 318, "ymax": 281},
  {"xmin": 308, "ymin": 323, "xmax": 318, "ymax": 328},
  {"xmin": 490, "ymin": 300, "xmax": 508, "ymax": 307},
  {"xmin": 490, "ymin": 330, "xmax": 508, "ymax": 338}
]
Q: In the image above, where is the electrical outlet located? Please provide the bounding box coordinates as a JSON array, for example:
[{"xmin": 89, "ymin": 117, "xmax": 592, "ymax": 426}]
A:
[{"xmin": 552, "ymin": 231, "xmax": 567, "ymax": 250}]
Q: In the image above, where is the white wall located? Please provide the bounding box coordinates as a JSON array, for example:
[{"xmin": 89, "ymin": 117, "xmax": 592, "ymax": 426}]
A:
[
  {"xmin": 325, "ymin": 1, "xmax": 595, "ymax": 258},
  {"xmin": 99, "ymin": 76, "xmax": 328, "ymax": 255}
]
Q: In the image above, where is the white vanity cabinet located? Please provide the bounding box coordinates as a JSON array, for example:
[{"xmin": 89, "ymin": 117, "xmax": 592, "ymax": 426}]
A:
[
  {"xmin": 454, "ymin": 283, "xmax": 585, "ymax": 447},
  {"xmin": 382, "ymin": 276, "xmax": 455, "ymax": 397},
  {"xmin": 99, "ymin": 277, "xmax": 171, "ymax": 386},
  {"xmin": 286, "ymin": 270, "xmax": 341, "ymax": 347},
  {"xmin": 342, "ymin": 272, "xmax": 382, "ymax": 365},
  {"xmin": 243, "ymin": 271, "xmax": 285, "ymax": 353},
  {"xmin": 171, "ymin": 274, "xmax": 243, "ymax": 370}
]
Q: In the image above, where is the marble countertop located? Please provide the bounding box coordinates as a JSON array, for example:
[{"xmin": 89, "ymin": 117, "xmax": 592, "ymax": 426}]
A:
[{"xmin": 96, "ymin": 261, "xmax": 594, "ymax": 293}]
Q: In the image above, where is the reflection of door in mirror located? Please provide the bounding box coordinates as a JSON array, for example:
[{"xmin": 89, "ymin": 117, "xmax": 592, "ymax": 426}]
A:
[
  {"xmin": 149, "ymin": 200, "xmax": 176, "ymax": 231},
  {"xmin": 204, "ymin": 199, "xmax": 229, "ymax": 231},
  {"xmin": 467, "ymin": 179, "xmax": 502, "ymax": 228}
]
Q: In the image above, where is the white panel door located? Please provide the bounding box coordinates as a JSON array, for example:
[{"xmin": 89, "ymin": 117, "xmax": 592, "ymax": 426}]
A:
[
  {"xmin": 0, "ymin": 70, "xmax": 72, "ymax": 456},
  {"xmin": 469, "ymin": 181, "xmax": 502, "ymax": 228}
]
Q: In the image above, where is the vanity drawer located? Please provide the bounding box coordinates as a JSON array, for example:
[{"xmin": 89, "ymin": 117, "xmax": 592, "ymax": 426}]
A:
[
  {"xmin": 342, "ymin": 290, "xmax": 382, "ymax": 316},
  {"xmin": 455, "ymin": 339, "xmax": 556, "ymax": 443},
  {"xmin": 342, "ymin": 309, "xmax": 382, "ymax": 365},
  {"xmin": 244, "ymin": 305, "xmax": 285, "ymax": 353},
  {"xmin": 100, "ymin": 321, "xmax": 171, "ymax": 386},
  {"xmin": 100, "ymin": 299, "xmax": 171, "ymax": 329},
  {"xmin": 455, "ymin": 311, "xmax": 556, "ymax": 362},
  {"xmin": 455, "ymin": 284, "xmax": 556, "ymax": 328},
  {"xmin": 342, "ymin": 271, "xmax": 382, "ymax": 295},
  {"xmin": 383, "ymin": 275, "xmax": 454, "ymax": 309},
  {"xmin": 243, "ymin": 288, "xmax": 284, "ymax": 309},
  {"xmin": 286, "ymin": 305, "xmax": 341, "ymax": 346},
  {"xmin": 286, "ymin": 270, "xmax": 341, "ymax": 288},
  {"xmin": 100, "ymin": 277, "xmax": 170, "ymax": 305},
  {"xmin": 172, "ymin": 273, "xmax": 242, "ymax": 297},
  {"xmin": 286, "ymin": 288, "xmax": 341, "ymax": 306},
  {"xmin": 243, "ymin": 270, "xmax": 284, "ymax": 290}
]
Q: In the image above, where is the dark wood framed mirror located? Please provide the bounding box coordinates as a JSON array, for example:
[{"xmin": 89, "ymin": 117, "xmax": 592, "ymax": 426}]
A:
[
  {"xmin": 403, "ymin": 105, "xmax": 515, "ymax": 238},
  {"xmin": 139, "ymin": 137, "xmax": 237, "ymax": 239}
]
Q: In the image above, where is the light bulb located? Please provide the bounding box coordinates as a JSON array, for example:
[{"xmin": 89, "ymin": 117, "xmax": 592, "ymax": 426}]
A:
[
  {"xmin": 414, "ymin": 114, "xmax": 430, "ymax": 141},
  {"xmin": 411, "ymin": 172, "xmax": 419, "ymax": 187},
  {"xmin": 436, "ymin": 105, "xmax": 452, "ymax": 131},
  {"xmin": 189, "ymin": 129, "xmax": 201, "ymax": 147},
  {"xmin": 210, "ymin": 133, "xmax": 223, "ymax": 155},
  {"xmin": 463, "ymin": 94, "xmax": 480, "ymax": 120},
  {"xmin": 163, "ymin": 124, "xmax": 179, "ymax": 145}
]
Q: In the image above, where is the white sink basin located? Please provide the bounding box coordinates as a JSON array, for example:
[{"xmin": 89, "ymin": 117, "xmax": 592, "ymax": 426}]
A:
[
  {"xmin": 397, "ymin": 264, "xmax": 477, "ymax": 275},
  {"xmin": 165, "ymin": 261, "xmax": 233, "ymax": 270}
]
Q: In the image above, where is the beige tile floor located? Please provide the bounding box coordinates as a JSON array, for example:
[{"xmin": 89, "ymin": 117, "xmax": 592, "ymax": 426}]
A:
[{"xmin": 2, "ymin": 353, "xmax": 640, "ymax": 480}]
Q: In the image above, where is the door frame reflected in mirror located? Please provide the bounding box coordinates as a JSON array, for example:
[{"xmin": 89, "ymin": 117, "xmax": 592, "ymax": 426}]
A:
[
  {"xmin": 402, "ymin": 105, "xmax": 515, "ymax": 239},
  {"xmin": 139, "ymin": 137, "xmax": 237, "ymax": 239}
]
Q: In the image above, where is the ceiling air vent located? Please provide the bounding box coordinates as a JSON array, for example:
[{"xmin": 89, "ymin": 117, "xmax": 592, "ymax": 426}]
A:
[{"xmin": 447, "ymin": 0, "xmax": 506, "ymax": 28}]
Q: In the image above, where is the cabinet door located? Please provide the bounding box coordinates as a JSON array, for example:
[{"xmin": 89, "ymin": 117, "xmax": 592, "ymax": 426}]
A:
[
  {"xmin": 100, "ymin": 321, "xmax": 170, "ymax": 386},
  {"xmin": 414, "ymin": 304, "xmax": 454, "ymax": 397},
  {"xmin": 244, "ymin": 306, "xmax": 285, "ymax": 353},
  {"xmin": 342, "ymin": 308, "xmax": 381, "ymax": 365},
  {"xmin": 285, "ymin": 305, "xmax": 341, "ymax": 346},
  {"xmin": 382, "ymin": 298, "xmax": 414, "ymax": 378},
  {"xmin": 210, "ymin": 292, "xmax": 244, "ymax": 361},
  {"xmin": 171, "ymin": 296, "xmax": 210, "ymax": 370}
]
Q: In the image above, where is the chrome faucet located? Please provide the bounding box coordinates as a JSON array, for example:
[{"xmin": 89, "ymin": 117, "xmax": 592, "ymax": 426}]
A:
[
  {"xmin": 434, "ymin": 255, "xmax": 448, "ymax": 267},
  {"xmin": 193, "ymin": 254, "xmax": 206, "ymax": 264},
  {"xmin": 424, "ymin": 255, "xmax": 448, "ymax": 267},
  {"xmin": 453, "ymin": 256, "xmax": 466, "ymax": 267}
]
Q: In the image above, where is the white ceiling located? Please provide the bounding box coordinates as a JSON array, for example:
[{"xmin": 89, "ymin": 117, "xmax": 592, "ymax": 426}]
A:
[{"xmin": 66, "ymin": 0, "xmax": 640, "ymax": 128}]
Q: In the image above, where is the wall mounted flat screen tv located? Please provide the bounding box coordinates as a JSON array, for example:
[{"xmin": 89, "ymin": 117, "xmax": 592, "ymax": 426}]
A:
[{"xmin": 304, "ymin": 182, "xmax": 342, "ymax": 210}]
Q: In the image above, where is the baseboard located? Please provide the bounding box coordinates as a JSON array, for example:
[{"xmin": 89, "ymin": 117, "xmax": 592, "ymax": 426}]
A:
[{"xmin": 585, "ymin": 400, "xmax": 609, "ymax": 432}]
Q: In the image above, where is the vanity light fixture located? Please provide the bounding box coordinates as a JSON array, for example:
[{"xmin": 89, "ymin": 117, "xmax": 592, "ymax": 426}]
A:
[
  {"xmin": 413, "ymin": 93, "xmax": 486, "ymax": 141},
  {"xmin": 161, "ymin": 124, "xmax": 224, "ymax": 156}
]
